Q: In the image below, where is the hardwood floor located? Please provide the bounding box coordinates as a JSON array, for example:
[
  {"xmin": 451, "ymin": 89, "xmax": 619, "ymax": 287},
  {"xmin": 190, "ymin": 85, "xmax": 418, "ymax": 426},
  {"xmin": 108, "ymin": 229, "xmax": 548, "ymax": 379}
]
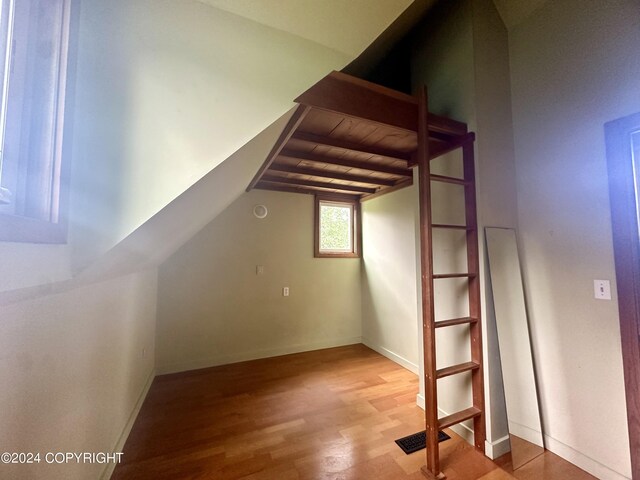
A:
[{"xmin": 112, "ymin": 345, "xmax": 595, "ymax": 479}]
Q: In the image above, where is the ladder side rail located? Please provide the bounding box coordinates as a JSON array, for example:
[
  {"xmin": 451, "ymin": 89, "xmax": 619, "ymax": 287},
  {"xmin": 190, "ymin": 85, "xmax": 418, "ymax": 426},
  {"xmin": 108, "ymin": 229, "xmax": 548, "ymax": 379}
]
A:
[
  {"xmin": 417, "ymin": 87, "xmax": 442, "ymax": 479},
  {"xmin": 462, "ymin": 140, "xmax": 486, "ymax": 452}
]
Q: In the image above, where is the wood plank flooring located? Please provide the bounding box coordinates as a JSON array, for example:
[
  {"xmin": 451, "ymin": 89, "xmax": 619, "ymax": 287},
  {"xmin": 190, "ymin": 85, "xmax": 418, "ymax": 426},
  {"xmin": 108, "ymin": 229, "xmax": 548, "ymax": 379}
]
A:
[{"xmin": 112, "ymin": 344, "xmax": 595, "ymax": 479}]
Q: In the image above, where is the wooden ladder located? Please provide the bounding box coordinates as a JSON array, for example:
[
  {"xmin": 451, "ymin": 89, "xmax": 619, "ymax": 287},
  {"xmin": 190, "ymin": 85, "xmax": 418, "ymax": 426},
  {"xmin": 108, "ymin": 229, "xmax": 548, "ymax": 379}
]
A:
[{"xmin": 417, "ymin": 88, "xmax": 485, "ymax": 480}]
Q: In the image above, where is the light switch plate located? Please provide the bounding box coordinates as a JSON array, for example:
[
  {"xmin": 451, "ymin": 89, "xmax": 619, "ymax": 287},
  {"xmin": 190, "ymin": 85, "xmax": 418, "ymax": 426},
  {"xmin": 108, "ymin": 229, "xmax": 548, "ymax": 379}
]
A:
[
  {"xmin": 256, "ymin": 265, "xmax": 264, "ymax": 275},
  {"xmin": 283, "ymin": 287, "xmax": 289, "ymax": 297},
  {"xmin": 594, "ymin": 279, "xmax": 611, "ymax": 300}
]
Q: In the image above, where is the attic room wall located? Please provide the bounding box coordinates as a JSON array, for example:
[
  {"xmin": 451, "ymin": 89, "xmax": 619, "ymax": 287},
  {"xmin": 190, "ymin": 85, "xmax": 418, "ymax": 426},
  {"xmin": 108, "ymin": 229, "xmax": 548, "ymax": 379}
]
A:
[
  {"xmin": 0, "ymin": 1, "xmax": 360, "ymax": 478},
  {"xmin": 361, "ymin": 177, "xmax": 421, "ymax": 374},
  {"xmin": 507, "ymin": 0, "xmax": 639, "ymax": 477},
  {"xmin": 0, "ymin": 269, "xmax": 157, "ymax": 480},
  {"xmin": 156, "ymin": 190, "xmax": 361, "ymax": 374},
  {"xmin": 68, "ymin": 0, "xmax": 352, "ymax": 273},
  {"xmin": 468, "ymin": 0, "xmax": 519, "ymax": 456},
  {"xmin": 0, "ymin": 2, "xmax": 165, "ymax": 477},
  {"xmin": 1, "ymin": 0, "xmax": 353, "ymax": 294}
]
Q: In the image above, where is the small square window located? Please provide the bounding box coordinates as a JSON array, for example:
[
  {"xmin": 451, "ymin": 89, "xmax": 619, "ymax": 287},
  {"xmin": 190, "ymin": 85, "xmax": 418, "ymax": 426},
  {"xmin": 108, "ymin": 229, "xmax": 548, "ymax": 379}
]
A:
[{"xmin": 314, "ymin": 195, "xmax": 360, "ymax": 258}]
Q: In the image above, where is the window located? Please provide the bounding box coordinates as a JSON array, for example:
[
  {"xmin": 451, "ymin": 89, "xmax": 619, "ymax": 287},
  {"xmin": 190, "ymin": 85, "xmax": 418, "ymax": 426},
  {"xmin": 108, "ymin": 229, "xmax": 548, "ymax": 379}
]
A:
[
  {"xmin": 314, "ymin": 195, "xmax": 361, "ymax": 258},
  {"xmin": 0, "ymin": 0, "xmax": 73, "ymax": 243}
]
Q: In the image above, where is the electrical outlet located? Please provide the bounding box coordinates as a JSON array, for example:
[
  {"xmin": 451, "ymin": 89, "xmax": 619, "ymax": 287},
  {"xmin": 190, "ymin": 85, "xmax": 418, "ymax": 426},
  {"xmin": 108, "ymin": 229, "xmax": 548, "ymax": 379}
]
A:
[
  {"xmin": 283, "ymin": 287, "xmax": 289, "ymax": 297},
  {"xmin": 594, "ymin": 279, "xmax": 611, "ymax": 300}
]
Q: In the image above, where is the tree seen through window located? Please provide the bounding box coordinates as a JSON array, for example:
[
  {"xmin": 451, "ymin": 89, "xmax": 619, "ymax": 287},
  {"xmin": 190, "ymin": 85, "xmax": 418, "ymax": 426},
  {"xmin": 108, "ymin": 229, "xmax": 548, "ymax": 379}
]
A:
[{"xmin": 319, "ymin": 203, "xmax": 352, "ymax": 252}]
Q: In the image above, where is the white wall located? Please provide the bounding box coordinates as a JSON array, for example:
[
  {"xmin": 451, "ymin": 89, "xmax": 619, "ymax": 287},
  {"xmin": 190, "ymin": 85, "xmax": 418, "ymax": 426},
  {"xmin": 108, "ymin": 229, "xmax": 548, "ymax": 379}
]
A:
[
  {"xmin": 156, "ymin": 190, "xmax": 362, "ymax": 374},
  {"xmin": 470, "ymin": 0, "xmax": 519, "ymax": 457},
  {"xmin": 509, "ymin": 1, "xmax": 639, "ymax": 477},
  {"xmin": 361, "ymin": 182, "xmax": 421, "ymax": 373},
  {"xmin": 0, "ymin": 269, "xmax": 157, "ymax": 480}
]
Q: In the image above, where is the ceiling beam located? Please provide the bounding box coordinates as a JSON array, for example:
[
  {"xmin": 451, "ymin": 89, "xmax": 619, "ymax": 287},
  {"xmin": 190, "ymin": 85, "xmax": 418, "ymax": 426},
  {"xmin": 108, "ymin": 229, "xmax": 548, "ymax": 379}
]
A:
[
  {"xmin": 279, "ymin": 149, "xmax": 412, "ymax": 177},
  {"xmin": 269, "ymin": 163, "xmax": 396, "ymax": 187},
  {"xmin": 428, "ymin": 113, "xmax": 468, "ymax": 137},
  {"xmin": 291, "ymin": 131, "xmax": 413, "ymax": 162},
  {"xmin": 246, "ymin": 105, "xmax": 310, "ymax": 191},
  {"xmin": 360, "ymin": 178, "xmax": 413, "ymax": 202},
  {"xmin": 255, "ymin": 182, "xmax": 360, "ymax": 199},
  {"xmin": 260, "ymin": 175, "xmax": 377, "ymax": 194},
  {"xmin": 429, "ymin": 132, "xmax": 476, "ymax": 161}
]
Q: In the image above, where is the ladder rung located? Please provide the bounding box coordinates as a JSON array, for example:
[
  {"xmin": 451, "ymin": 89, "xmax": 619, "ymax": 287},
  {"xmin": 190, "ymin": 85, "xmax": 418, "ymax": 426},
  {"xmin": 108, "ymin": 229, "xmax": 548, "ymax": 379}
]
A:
[
  {"xmin": 430, "ymin": 174, "xmax": 469, "ymax": 186},
  {"xmin": 438, "ymin": 407, "xmax": 482, "ymax": 429},
  {"xmin": 435, "ymin": 317, "xmax": 478, "ymax": 328},
  {"xmin": 436, "ymin": 361, "xmax": 480, "ymax": 379},
  {"xmin": 432, "ymin": 223, "xmax": 473, "ymax": 231},
  {"xmin": 433, "ymin": 273, "xmax": 476, "ymax": 279}
]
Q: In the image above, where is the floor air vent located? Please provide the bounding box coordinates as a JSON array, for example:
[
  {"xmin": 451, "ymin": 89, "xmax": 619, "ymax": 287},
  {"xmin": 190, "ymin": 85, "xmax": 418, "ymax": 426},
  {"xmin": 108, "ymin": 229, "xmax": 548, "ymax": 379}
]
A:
[{"xmin": 394, "ymin": 430, "xmax": 450, "ymax": 454}]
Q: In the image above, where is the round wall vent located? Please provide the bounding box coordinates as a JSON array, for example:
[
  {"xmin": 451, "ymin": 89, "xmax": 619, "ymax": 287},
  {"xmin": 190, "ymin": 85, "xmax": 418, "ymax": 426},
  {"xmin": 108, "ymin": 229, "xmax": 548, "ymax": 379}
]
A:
[{"xmin": 253, "ymin": 204, "xmax": 268, "ymax": 219}]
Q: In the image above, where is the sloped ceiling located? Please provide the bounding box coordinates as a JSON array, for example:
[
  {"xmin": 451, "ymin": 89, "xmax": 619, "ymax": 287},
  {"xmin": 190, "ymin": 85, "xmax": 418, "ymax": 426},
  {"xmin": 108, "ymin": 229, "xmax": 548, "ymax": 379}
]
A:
[
  {"xmin": 195, "ymin": 0, "xmax": 413, "ymax": 56},
  {"xmin": 492, "ymin": 0, "xmax": 551, "ymax": 30},
  {"xmin": 77, "ymin": 109, "xmax": 298, "ymax": 285},
  {"xmin": 0, "ymin": 109, "xmax": 296, "ymax": 305},
  {"xmin": 68, "ymin": 0, "xmax": 416, "ymax": 276},
  {"xmin": 61, "ymin": 0, "xmax": 420, "ymax": 290}
]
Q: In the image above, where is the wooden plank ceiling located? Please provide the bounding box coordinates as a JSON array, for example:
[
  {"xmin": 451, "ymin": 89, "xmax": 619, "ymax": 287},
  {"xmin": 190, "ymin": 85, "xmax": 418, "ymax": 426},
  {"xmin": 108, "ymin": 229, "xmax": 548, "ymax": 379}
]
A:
[{"xmin": 247, "ymin": 71, "xmax": 471, "ymax": 201}]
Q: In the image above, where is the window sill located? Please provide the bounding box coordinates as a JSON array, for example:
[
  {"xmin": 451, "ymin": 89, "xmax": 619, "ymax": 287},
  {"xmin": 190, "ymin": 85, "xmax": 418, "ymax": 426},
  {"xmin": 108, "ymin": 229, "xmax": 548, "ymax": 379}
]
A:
[{"xmin": 314, "ymin": 252, "xmax": 360, "ymax": 259}]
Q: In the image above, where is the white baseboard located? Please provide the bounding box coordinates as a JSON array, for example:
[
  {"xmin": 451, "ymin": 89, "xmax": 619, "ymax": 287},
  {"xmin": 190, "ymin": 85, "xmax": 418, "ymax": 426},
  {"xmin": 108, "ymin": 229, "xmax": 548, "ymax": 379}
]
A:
[
  {"xmin": 508, "ymin": 420, "xmax": 543, "ymax": 447},
  {"xmin": 361, "ymin": 339, "xmax": 419, "ymax": 374},
  {"xmin": 157, "ymin": 337, "xmax": 363, "ymax": 375},
  {"xmin": 415, "ymin": 396, "xmax": 629, "ymax": 478},
  {"xmin": 101, "ymin": 369, "xmax": 155, "ymax": 480},
  {"xmin": 415, "ymin": 394, "xmax": 475, "ymax": 445},
  {"xmin": 544, "ymin": 434, "xmax": 631, "ymax": 480},
  {"xmin": 485, "ymin": 435, "xmax": 510, "ymax": 459}
]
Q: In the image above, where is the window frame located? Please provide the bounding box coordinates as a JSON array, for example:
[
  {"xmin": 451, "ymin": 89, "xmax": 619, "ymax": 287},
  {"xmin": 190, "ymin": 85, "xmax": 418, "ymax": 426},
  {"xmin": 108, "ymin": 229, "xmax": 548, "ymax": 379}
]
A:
[
  {"xmin": 0, "ymin": 0, "xmax": 74, "ymax": 244},
  {"xmin": 605, "ymin": 111, "xmax": 640, "ymax": 477},
  {"xmin": 314, "ymin": 194, "xmax": 361, "ymax": 258}
]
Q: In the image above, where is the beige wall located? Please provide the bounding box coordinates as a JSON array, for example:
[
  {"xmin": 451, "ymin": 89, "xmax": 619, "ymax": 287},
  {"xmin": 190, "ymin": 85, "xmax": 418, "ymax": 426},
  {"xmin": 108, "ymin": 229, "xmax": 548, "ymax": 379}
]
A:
[
  {"xmin": 194, "ymin": 0, "xmax": 412, "ymax": 57},
  {"xmin": 68, "ymin": 0, "xmax": 352, "ymax": 272},
  {"xmin": 1, "ymin": 0, "xmax": 353, "ymax": 293},
  {"xmin": 361, "ymin": 181, "xmax": 421, "ymax": 373},
  {"xmin": 509, "ymin": 1, "xmax": 639, "ymax": 477},
  {"xmin": 73, "ymin": 110, "xmax": 298, "ymax": 286},
  {"xmin": 2, "ymin": 2, "xmax": 635, "ymax": 479},
  {"xmin": 0, "ymin": 4, "xmax": 408, "ymax": 479},
  {"xmin": 0, "ymin": 269, "xmax": 157, "ymax": 480},
  {"xmin": 156, "ymin": 190, "xmax": 362, "ymax": 374}
]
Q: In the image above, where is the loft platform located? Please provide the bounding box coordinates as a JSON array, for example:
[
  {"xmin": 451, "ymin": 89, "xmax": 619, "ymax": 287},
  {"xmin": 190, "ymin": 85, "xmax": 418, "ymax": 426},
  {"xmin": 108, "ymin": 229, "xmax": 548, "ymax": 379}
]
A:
[{"xmin": 247, "ymin": 71, "xmax": 471, "ymax": 201}]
